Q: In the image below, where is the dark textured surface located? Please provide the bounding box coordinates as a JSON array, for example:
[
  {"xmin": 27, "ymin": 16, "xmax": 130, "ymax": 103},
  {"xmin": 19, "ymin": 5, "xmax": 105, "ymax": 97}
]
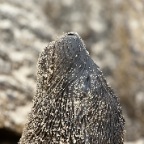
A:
[{"xmin": 19, "ymin": 32, "xmax": 125, "ymax": 144}]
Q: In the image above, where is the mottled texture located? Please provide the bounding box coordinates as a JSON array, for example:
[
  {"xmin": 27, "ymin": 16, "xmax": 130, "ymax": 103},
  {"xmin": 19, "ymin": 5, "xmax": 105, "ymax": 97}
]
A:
[{"xmin": 19, "ymin": 32, "xmax": 125, "ymax": 144}]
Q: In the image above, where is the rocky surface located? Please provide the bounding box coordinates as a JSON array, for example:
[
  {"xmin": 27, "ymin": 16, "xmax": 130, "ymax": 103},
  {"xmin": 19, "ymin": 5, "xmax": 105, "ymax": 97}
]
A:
[
  {"xmin": 0, "ymin": 0, "xmax": 144, "ymax": 143},
  {"xmin": 0, "ymin": 0, "xmax": 54, "ymax": 142}
]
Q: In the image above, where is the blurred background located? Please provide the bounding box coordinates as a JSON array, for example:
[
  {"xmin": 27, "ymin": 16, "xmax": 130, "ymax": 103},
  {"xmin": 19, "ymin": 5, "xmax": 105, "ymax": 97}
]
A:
[{"xmin": 0, "ymin": 0, "xmax": 144, "ymax": 143}]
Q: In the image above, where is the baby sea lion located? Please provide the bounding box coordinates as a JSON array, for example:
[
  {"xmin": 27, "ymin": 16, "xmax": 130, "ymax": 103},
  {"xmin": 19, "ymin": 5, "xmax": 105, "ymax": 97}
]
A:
[{"xmin": 19, "ymin": 32, "xmax": 125, "ymax": 144}]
